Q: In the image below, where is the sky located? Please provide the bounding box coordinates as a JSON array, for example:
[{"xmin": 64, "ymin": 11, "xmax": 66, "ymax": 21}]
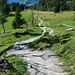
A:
[{"xmin": 7, "ymin": 0, "xmax": 20, "ymax": 4}]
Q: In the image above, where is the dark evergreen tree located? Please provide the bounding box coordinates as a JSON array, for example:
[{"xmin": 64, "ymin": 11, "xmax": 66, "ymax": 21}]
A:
[
  {"xmin": 10, "ymin": 3, "xmax": 27, "ymax": 11},
  {"xmin": 34, "ymin": 0, "xmax": 75, "ymax": 12},
  {"xmin": 0, "ymin": 0, "xmax": 9, "ymax": 16},
  {"xmin": 10, "ymin": 5, "xmax": 14, "ymax": 11},
  {"xmin": 54, "ymin": 1, "xmax": 60, "ymax": 13},
  {"xmin": 12, "ymin": 7, "xmax": 27, "ymax": 29},
  {"xmin": 0, "ymin": 13, "xmax": 7, "ymax": 33},
  {"xmin": 0, "ymin": 0, "xmax": 7, "ymax": 33},
  {"xmin": 2, "ymin": 4, "xmax": 10, "ymax": 16}
]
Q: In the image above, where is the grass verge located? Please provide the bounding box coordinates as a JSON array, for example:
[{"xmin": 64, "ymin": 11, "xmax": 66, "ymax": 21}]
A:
[{"xmin": 1, "ymin": 55, "xmax": 29, "ymax": 75}]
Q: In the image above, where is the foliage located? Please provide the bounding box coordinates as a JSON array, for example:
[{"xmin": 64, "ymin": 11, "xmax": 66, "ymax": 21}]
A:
[
  {"xmin": 34, "ymin": 0, "xmax": 75, "ymax": 12},
  {"xmin": 0, "ymin": 0, "xmax": 10, "ymax": 16},
  {"xmin": 9, "ymin": 3, "xmax": 27, "ymax": 11},
  {"xmin": 54, "ymin": 2, "xmax": 60, "ymax": 13},
  {"xmin": 0, "ymin": 0, "xmax": 8, "ymax": 33},
  {"xmin": 12, "ymin": 7, "xmax": 27, "ymax": 29}
]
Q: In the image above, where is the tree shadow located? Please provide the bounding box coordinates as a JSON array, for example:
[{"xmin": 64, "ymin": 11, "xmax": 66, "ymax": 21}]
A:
[
  {"xmin": 36, "ymin": 36, "xmax": 60, "ymax": 46},
  {"xmin": 0, "ymin": 45, "xmax": 13, "ymax": 56},
  {"xmin": 59, "ymin": 33, "xmax": 71, "ymax": 45},
  {"xmin": 13, "ymin": 31, "xmax": 41, "ymax": 38},
  {"xmin": 28, "ymin": 33, "xmax": 72, "ymax": 51},
  {"xmin": 61, "ymin": 33, "xmax": 72, "ymax": 39},
  {"xmin": 28, "ymin": 36, "xmax": 60, "ymax": 50},
  {"xmin": 9, "ymin": 14, "xmax": 15, "ymax": 17}
]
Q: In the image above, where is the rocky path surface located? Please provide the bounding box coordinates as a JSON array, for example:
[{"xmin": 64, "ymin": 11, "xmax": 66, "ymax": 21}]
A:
[{"xmin": 7, "ymin": 19, "xmax": 68, "ymax": 75}]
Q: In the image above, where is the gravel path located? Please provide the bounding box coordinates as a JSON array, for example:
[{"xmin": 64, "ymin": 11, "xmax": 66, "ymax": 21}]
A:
[{"xmin": 7, "ymin": 19, "xmax": 68, "ymax": 75}]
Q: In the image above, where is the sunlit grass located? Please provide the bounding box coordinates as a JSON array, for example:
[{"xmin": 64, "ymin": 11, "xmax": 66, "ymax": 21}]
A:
[{"xmin": 0, "ymin": 11, "xmax": 42, "ymax": 54}]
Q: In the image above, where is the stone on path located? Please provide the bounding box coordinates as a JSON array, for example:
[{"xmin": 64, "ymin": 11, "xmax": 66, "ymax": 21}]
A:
[{"xmin": 66, "ymin": 28, "xmax": 74, "ymax": 31}]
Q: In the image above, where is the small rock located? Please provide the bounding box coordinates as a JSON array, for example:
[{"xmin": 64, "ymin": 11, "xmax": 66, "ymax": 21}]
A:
[
  {"xmin": 40, "ymin": 25, "xmax": 44, "ymax": 27},
  {"xmin": 49, "ymin": 34, "xmax": 57, "ymax": 37},
  {"xmin": 66, "ymin": 28, "xmax": 74, "ymax": 31},
  {"xmin": 0, "ymin": 57, "xmax": 11, "ymax": 72},
  {"xmin": 56, "ymin": 62, "xmax": 63, "ymax": 66}
]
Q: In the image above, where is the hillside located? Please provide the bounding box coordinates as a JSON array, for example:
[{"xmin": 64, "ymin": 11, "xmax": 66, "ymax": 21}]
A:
[{"xmin": 35, "ymin": 0, "xmax": 75, "ymax": 12}]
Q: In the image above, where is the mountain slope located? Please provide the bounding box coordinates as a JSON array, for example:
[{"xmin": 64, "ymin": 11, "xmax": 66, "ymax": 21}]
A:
[
  {"xmin": 7, "ymin": 0, "xmax": 41, "ymax": 5},
  {"xmin": 35, "ymin": 0, "xmax": 75, "ymax": 12}
]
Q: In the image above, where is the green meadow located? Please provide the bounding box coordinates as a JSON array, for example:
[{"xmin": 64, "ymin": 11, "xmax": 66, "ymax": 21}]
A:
[
  {"xmin": 29, "ymin": 11, "xmax": 75, "ymax": 75},
  {"xmin": 0, "ymin": 11, "xmax": 42, "ymax": 55}
]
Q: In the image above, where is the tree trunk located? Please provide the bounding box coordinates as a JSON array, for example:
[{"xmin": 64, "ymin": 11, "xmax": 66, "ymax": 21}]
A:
[
  {"xmin": 2, "ymin": 24, "xmax": 5, "ymax": 34},
  {"xmin": 31, "ymin": 10, "xmax": 34, "ymax": 26}
]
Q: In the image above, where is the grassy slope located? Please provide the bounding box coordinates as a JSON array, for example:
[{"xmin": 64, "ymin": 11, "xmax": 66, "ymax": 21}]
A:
[
  {"xmin": 0, "ymin": 11, "xmax": 42, "ymax": 75},
  {"xmin": 28, "ymin": 11, "xmax": 75, "ymax": 75},
  {"xmin": 0, "ymin": 11, "xmax": 42, "ymax": 55}
]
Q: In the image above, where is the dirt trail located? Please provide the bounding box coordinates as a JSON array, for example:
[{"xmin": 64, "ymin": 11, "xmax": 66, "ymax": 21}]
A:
[{"xmin": 7, "ymin": 19, "xmax": 68, "ymax": 75}]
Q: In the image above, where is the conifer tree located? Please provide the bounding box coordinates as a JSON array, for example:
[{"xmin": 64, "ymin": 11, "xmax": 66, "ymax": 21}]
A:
[
  {"xmin": 0, "ymin": 13, "xmax": 7, "ymax": 33},
  {"xmin": 31, "ymin": 9, "xmax": 34, "ymax": 26},
  {"xmin": 12, "ymin": 6, "xmax": 27, "ymax": 29},
  {"xmin": 0, "ymin": 0, "xmax": 7, "ymax": 33},
  {"xmin": 54, "ymin": 2, "xmax": 60, "ymax": 13}
]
